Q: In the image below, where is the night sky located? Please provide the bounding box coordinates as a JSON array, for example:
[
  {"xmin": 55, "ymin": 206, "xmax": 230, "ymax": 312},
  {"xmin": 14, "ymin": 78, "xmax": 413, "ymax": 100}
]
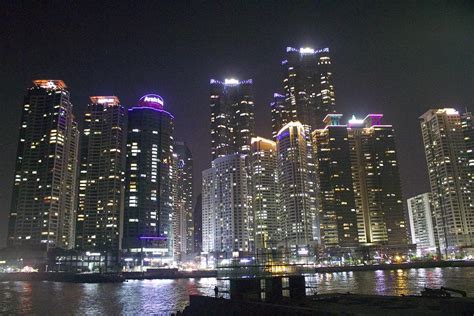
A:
[{"xmin": 0, "ymin": 1, "xmax": 473, "ymax": 247}]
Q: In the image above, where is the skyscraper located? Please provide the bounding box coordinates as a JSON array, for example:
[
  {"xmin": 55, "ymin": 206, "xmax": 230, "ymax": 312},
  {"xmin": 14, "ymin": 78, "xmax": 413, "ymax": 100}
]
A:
[
  {"xmin": 312, "ymin": 114, "xmax": 359, "ymax": 249},
  {"xmin": 312, "ymin": 114, "xmax": 408, "ymax": 249},
  {"xmin": 249, "ymin": 137, "xmax": 279, "ymax": 250},
  {"xmin": 209, "ymin": 78, "xmax": 255, "ymax": 159},
  {"xmin": 270, "ymin": 93, "xmax": 288, "ymax": 140},
  {"xmin": 201, "ymin": 154, "xmax": 251, "ymax": 254},
  {"xmin": 276, "ymin": 122, "xmax": 317, "ymax": 250},
  {"xmin": 281, "ymin": 47, "xmax": 336, "ymax": 131},
  {"xmin": 461, "ymin": 111, "xmax": 473, "ymax": 201},
  {"xmin": 193, "ymin": 193, "xmax": 203, "ymax": 254},
  {"xmin": 123, "ymin": 94, "xmax": 175, "ymax": 260},
  {"xmin": 407, "ymin": 193, "xmax": 437, "ymax": 255},
  {"xmin": 173, "ymin": 141, "xmax": 193, "ymax": 258},
  {"xmin": 420, "ymin": 108, "xmax": 474, "ymax": 255},
  {"xmin": 201, "ymin": 169, "xmax": 215, "ymax": 254},
  {"xmin": 8, "ymin": 80, "xmax": 79, "ymax": 250},
  {"xmin": 75, "ymin": 96, "xmax": 125, "ymax": 255},
  {"xmin": 348, "ymin": 114, "xmax": 407, "ymax": 246}
]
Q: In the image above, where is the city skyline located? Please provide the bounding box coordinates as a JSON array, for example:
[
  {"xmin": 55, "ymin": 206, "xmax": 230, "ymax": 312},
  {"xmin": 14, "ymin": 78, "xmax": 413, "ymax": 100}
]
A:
[{"xmin": 1, "ymin": 1, "xmax": 473, "ymax": 247}]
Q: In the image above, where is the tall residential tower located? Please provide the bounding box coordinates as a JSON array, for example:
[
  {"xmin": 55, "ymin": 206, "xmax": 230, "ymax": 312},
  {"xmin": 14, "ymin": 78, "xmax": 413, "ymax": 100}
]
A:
[
  {"xmin": 420, "ymin": 109, "xmax": 474, "ymax": 255},
  {"xmin": 281, "ymin": 47, "xmax": 336, "ymax": 131},
  {"xmin": 276, "ymin": 122, "xmax": 318, "ymax": 250},
  {"xmin": 75, "ymin": 96, "xmax": 125, "ymax": 256},
  {"xmin": 122, "ymin": 94, "xmax": 175, "ymax": 259},
  {"xmin": 8, "ymin": 80, "xmax": 79, "ymax": 250},
  {"xmin": 209, "ymin": 78, "xmax": 255, "ymax": 159},
  {"xmin": 173, "ymin": 141, "xmax": 193, "ymax": 259},
  {"xmin": 249, "ymin": 137, "xmax": 279, "ymax": 250}
]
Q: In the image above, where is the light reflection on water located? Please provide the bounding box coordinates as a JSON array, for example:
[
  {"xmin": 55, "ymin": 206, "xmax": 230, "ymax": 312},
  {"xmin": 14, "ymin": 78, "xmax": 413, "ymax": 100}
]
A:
[{"xmin": 1, "ymin": 267, "xmax": 474, "ymax": 314}]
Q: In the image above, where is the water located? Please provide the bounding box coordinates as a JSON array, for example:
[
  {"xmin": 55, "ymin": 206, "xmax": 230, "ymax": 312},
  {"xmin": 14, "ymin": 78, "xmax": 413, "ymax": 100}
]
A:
[{"xmin": 1, "ymin": 267, "xmax": 474, "ymax": 315}]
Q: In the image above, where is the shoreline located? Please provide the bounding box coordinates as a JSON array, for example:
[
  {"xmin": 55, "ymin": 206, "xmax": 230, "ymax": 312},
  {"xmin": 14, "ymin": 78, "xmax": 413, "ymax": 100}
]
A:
[{"xmin": 1, "ymin": 260, "xmax": 473, "ymax": 283}]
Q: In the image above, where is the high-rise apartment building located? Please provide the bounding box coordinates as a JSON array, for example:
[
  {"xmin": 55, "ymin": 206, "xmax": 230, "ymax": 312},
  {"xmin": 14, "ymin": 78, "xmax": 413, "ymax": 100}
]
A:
[
  {"xmin": 8, "ymin": 80, "xmax": 79, "ymax": 250},
  {"xmin": 193, "ymin": 193, "xmax": 203, "ymax": 254},
  {"xmin": 75, "ymin": 96, "xmax": 125, "ymax": 255},
  {"xmin": 312, "ymin": 114, "xmax": 359, "ymax": 249},
  {"xmin": 201, "ymin": 154, "xmax": 251, "ymax": 254},
  {"xmin": 249, "ymin": 137, "xmax": 279, "ymax": 250},
  {"xmin": 201, "ymin": 169, "xmax": 215, "ymax": 254},
  {"xmin": 276, "ymin": 122, "xmax": 317, "ymax": 249},
  {"xmin": 122, "ymin": 94, "xmax": 175, "ymax": 259},
  {"xmin": 348, "ymin": 114, "xmax": 407, "ymax": 246},
  {"xmin": 420, "ymin": 108, "xmax": 474, "ymax": 255},
  {"xmin": 407, "ymin": 193, "xmax": 437, "ymax": 254},
  {"xmin": 312, "ymin": 114, "xmax": 407, "ymax": 248},
  {"xmin": 461, "ymin": 111, "xmax": 473, "ymax": 197},
  {"xmin": 173, "ymin": 141, "xmax": 193, "ymax": 258},
  {"xmin": 281, "ymin": 47, "xmax": 336, "ymax": 131},
  {"xmin": 209, "ymin": 78, "xmax": 255, "ymax": 159}
]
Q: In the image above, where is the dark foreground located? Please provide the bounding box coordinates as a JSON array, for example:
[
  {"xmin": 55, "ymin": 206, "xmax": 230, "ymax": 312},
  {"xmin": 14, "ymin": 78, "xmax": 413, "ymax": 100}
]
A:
[{"xmin": 183, "ymin": 294, "xmax": 474, "ymax": 315}]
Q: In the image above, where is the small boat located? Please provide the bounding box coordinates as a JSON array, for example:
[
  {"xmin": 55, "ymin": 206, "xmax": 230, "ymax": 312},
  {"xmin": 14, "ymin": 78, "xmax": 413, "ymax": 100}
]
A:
[{"xmin": 420, "ymin": 286, "xmax": 467, "ymax": 298}]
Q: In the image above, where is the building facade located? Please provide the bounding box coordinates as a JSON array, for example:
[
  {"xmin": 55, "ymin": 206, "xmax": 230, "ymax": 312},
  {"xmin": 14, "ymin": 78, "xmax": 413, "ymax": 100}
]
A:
[
  {"xmin": 276, "ymin": 122, "xmax": 318, "ymax": 250},
  {"xmin": 193, "ymin": 193, "xmax": 203, "ymax": 254},
  {"xmin": 420, "ymin": 109, "xmax": 474, "ymax": 255},
  {"xmin": 8, "ymin": 80, "xmax": 79, "ymax": 250},
  {"xmin": 209, "ymin": 78, "xmax": 255, "ymax": 159},
  {"xmin": 312, "ymin": 115, "xmax": 359, "ymax": 249},
  {"xmin": 312, "ymin": 114, "xmax": 408, "ymax": 249},
  {"xmin": 75, "ymin": 96, "xmax": 125, "ymax": 255},
  {"xmin": 407, "ymin": 193, "xmax": 437, "ymax": 255},
  {"xmin": 281, "ymin": 47, "xmax": 336, "ymax": 131},
  {"xmin": 122, "ymin": 94, "xmax": 175, "ymax": 260},
  {"xmin": 201, "ymin": 169, "xmax": 215, "ymax": 254},
  {"xmin": 348, "ymin": 114, "xmax": 407, "ymax": 246},
  {"xmin": 173, "ymin": 141, "xmax": 193, "ymax": 259},
  {"xmin": 249, "ymin": 137, "xmax": 280, "ymax": 250},
  {"xmin": 201, "ymin": 154, "xmax": 251, "ymax": 254},
  {"xmin": 270, "ymin": 93, "xmax": 288, "ymax": 140}
]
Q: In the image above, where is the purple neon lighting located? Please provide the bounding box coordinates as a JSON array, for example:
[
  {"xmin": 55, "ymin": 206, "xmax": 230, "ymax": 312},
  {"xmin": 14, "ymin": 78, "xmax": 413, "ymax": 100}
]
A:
[{"xmin": 138, "ymin": 94, "xmax": 164, "ymax": 109}]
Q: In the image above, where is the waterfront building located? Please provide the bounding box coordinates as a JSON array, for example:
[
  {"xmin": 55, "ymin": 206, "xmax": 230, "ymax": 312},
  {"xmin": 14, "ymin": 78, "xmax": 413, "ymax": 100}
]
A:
[
  {"xmin": 312, "ymin": 115, "xmax": 359, "ymax": 249},
  {"xmin": 201, "ymin": 154, "xmax": 251, "ymax": 255},
  {"xmin": 249, "ymin": 137, "xmax": 279, "ymax": 250},
  {"xmin": 347, "ymin": 114, "xmax": 407, "ymax": 246},
  {"xmin": 281, "ymin": 47, "xmax": 336, "ymax": 131},
  {"xmin": 276, "ymin": 122, "xmax": 318, "ymax": 251},
  {"xmin": 173, "ymin": 141, "xmax": 193, "ymax": 259},
  {"xmin": 7, "ymin": 80, "xmax": 79, "ymax": 250},
  {"xmin": 75, "ymin": 96, "xmax": 125, "ymax": 256},
  {"xmin": 312, "ymin": 114, "xmax": 408, "ymax": 249},
  {"xmin": 461, "ymin": 111, "xmax": 473, "ymax": 200},
  {"xmin": 420, "ymin": 108, "xmax": 474, "ymax": 255},
  {"xmin": 407, "ymin": 193, "xmax": 437, "ymax": 255},
  {"xmin": 209, "ymin": 78, "xmax": 255, "ymax": 159},
  {"xmin": 193, "ymin": 193, "xmax": 203, "ymax": 254},
  {"xmin": 201, "ymin": 170, "xmax": 215, "ymax": 254},
  {"xmin": 122, "ymin": 94, "xmax": 175, "ymax": 261}
]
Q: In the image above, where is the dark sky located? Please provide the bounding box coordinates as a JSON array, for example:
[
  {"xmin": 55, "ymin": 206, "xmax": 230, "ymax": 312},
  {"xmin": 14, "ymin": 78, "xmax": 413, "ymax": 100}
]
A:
[{"xmin": 0, "ymin": 1, "xmax": 473, "ymax": 246}]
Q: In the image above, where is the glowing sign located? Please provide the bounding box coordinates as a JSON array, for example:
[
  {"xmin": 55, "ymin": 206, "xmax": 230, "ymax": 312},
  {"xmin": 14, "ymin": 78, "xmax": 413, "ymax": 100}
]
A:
[
  {"xmin": 300, "ymin": 47, "xmax": 314, "ymax": 54},
  {"xmin": 138, "ymin": 94, "xmax": 164, "ymax": 109},
  {"xmin": 90, "ymin": 96, "xmax": 120, "ymax": 105},
  {"xmin": 286, "ymin": 47, "xmax": 330, "ymax": 54},
  {"xmin": 224, "ymin": 78, "xmax": 239, "ymax": 85},
  {"xmin": 33, "ymin": 80, "xmax": 67, "ymax": 90}
]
